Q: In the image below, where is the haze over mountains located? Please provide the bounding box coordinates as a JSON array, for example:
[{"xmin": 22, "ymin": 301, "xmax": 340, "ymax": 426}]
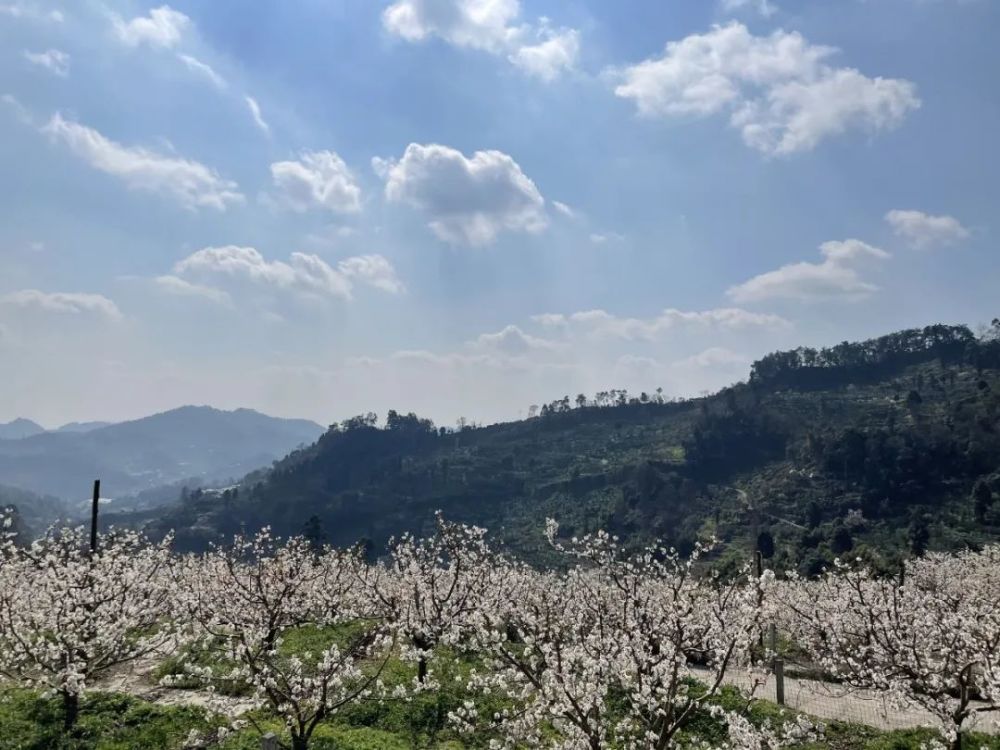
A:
[{"xmin": 0, "ymin": 406, "xmax": 324, "ymax": 508}]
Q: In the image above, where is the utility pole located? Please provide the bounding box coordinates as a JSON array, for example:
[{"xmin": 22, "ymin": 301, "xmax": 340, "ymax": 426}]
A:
[
  {"xmin": 770, "ymin": 623, "xmax": 785, "ymax": 705},
  {"xmin": 90, "ymin": 479, "xmax": 100, "ymax": 555}
]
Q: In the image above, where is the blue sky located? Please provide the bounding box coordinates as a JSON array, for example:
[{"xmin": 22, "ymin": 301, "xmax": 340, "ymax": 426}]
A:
[{"xmin": 0, "ymin": 0, "xmax": 996, "ymax": 427}]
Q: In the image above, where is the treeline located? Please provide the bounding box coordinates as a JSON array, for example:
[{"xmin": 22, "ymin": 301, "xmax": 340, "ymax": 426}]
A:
[{"xmin": 750, "ymin": 321, "xmax": 1000, "ymax": 390}]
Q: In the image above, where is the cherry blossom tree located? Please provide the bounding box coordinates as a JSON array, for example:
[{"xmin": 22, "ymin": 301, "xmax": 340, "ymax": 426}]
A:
[
  {"xmin": 171, "ymin": 529, "xmax": 390, "ymax": 750},
  {"xmin": 0, "ymin": 521, "xmax": 174, "ymax": 729},
  {"xmin": 452, "ymin": 520, "xmax": 779, "ymax": 749},
  {"xmin": 369, "ymin": 513, "xmax": 509, "ymax": 684},
  {"xmin": 781, "ymin": 546, "xmax": 1000, "ymax": 750}
]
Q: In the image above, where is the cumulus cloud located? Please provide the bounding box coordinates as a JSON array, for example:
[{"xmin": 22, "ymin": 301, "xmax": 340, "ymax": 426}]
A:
[
  {"xmin": 174, "ymin": 246, "xmax": 353, "ymax": 301},
  {"xmin": 727, "ymin": 238, "xmax": 889, "ymax": 302},
  {"xmin": 382, "ymin": 0, "xmax": 579, "ymax": 80},
  {"xmin": 377, "ymin": 143, "xmax": 547, "ymax": 245},
  {"xmin": 0, "ymin": 290, "xmax": 121, "ymax": 319},
  {"xmin": 178, "ymin": 54, "xmax": 226, "ymax": 89},
  {"xmin": 533, "ymin": 307, "xmax": 790, "ymax": 340},
  {"xmin": 885, "ymin": 209, "xmax": 970, "ymax": 249},
  {"xmin": 270, "ymin": 151, "xmax": 362, "ymax": 214},
  {"xmin": 154, "ymin": 275, "xmax": 231, "ymax": 305},
  {"xmin": 172, "ymin": 247, "xmax": 404, "ymax": 302},
  {"xmin": 468, "ymin": 324, "xmax": 561, "ymax": 355},
  {"xmin": 337, "ymin": 254, "xmax": 405, "ymax": 294},
  {"xmin": 508, "ymin": 27, "xmax": 580, "ymax": 82},
  {"xmin": 244, "ymin": 96, "xmax": 270, "ymax": 135},
  {"xmin": 612, "ymin": 22, "xmax": 919, "ymax": 155},
  {"xmin": 41, "ymin": 113, "xmax": 244, "ymax": 211},
  {"xmin": 23, "ymin": 48, "xmax": 69, "ymax": 76},
  {"xmin": 113, "ymin": 5, "xmax": 189, "ymax": 49}
]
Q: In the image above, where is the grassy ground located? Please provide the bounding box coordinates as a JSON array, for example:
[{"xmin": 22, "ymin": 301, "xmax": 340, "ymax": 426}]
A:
[
  {"xmin": 3, "ymin": 683, "xmax": 1000, "ymax": 750},
  {"xmin": 6, "ymin": 624, "xmax": 1000, "ymax": 749}
]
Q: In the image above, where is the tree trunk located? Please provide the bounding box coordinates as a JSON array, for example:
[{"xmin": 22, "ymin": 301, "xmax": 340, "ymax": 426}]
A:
[
  {"xmin": 417, "ymin": 655, "xmax": 428, "ymax": 683},
  {"xmin": 291, "ymin": 733, "xmax": 309, "ymax": 750},
  {"xmin": 951, "ymin": 728, "xmax": 963, "ymax": 750},
  {"xmin": 61, "ymin": 690, "xmax": 79, "ymax": 731}
]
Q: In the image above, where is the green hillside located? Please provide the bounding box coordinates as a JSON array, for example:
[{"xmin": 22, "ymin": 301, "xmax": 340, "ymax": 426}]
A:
[{"xmin": 145, "ymin": 322, "xmax": 1000, "ymax": 572}]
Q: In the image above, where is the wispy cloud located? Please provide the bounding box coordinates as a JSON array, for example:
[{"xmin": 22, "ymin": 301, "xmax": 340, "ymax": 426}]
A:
[
  {"xmin": 41, "ymin": 113, "xmax": 244, "ymax": 211},
  {"xmin": 245, "ymin": 96, "xmax": 270, "ymax": 135}
]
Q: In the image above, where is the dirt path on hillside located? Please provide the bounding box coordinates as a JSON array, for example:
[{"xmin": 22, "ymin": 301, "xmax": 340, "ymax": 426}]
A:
[{"xmin": 94, "ymin": 653, "xmax": 257, "ymax": 716}]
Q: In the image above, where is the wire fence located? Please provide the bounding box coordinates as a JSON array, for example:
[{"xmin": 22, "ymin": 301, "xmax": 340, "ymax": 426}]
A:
[{"xmin": 732, "ymin": 637, "xmax": 1000, "ymax": 735}]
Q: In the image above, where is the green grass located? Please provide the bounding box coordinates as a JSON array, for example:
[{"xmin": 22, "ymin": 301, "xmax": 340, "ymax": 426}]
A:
[
  {"xmin": 6, "ymin": 645, "xmax": 1000, "ymax": 750},
  {"xmin": 0, "ymin": 689, "xmax": 225, "ymax": 750}
]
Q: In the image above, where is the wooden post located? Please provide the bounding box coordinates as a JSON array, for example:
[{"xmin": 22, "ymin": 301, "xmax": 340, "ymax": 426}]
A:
[
  {"xmin": 261, "ymin": 733, "xmax": 279, "ymax": 750},
  {"xmin": 90, "ymin": 479, "xmax": 100, "ymax": 555},
  {"xmin": 770, "ymin": 623, "xmax": 785, "ymax": 706}
]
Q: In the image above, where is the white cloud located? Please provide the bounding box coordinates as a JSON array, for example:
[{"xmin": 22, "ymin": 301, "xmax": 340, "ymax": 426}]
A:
[
  {"xmin": 720, "ymin": 0, "xmax": 778, "ymax": 17},
  {"xmin": 0, "ymin": 290, "xmax": 121, "ymax": 319},
  {"xmin": 613, "ymin": 23, "xmax": 919, "ymax": 155},
  {"xmin": 178, "ymin": 54, "xmax": 226, "ymax": 89},
  {"xmin": 270, "ymin": 151, "xmax": 361, "ymax": 214},
  {"xmin": 552, "ymin": 200, "xmax": 575, "ymax": 218},
  {"xmin": 174, "ymin": 246, "xmax": 353, "ymax": 301},
  {"xmin": 673, "ymin": 346, "xmax": 750, "ymax": 369},
  {"xmin": 885, "ymin": 209, "xmax": 970, "ymax": 249},
  {"xmin": 382, "ymin": 0, "xmax": 579, "ymax": 80},
  {"xmin": 382, "ymin": 0, "xmax": 518, "ymax": 50},
  {"xmin": 153, "ymin": 275, "xmax": 231, "ymax": 305},
  {"xmin": 245, "ymin": 96, "xmax": 270, "ymax": 135},
  {"xmin": 508, "ymin": 26, "xmax": 580, "ymax": 82},
  {"xmin": 733, "ymin": 68, "xmax": 920, "ymax": 154},
  {"xmin": 727, "ymin": 238, "xmax": 889, "ymax": 302},
  {"xmin": 41, "ymin": 113, "xmax": 244, "ymax": 211},
  {"xmin": 377, "ymin": 143, "xmax": 547, "ymax": 245},
  {"xmin": 337, "ymin": 254, "xmax": 405, "ymax": 294},
  {"xmin": 468, "ymin": 324, "xmax": 560, "ymax": 355},
  {"xmin": 113, "ymin": 5, "xmax": 190, "ymax": 49},
  {"xmin": 534, "ymin": 307, "xmax": 790, "ymax": 340},
  {"xmin": 23, "ymin": 48, "xmax": 69, "ymax": 76},
  {"xmin": 0, "ymin": 3, "xmax": 62, "ymax": 22}
]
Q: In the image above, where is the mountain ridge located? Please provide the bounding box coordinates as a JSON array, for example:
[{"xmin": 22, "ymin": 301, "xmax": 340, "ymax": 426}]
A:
[
  {"xmin": 143, "ymin": 322, "xmax": 1000, "ymax": 572},
  {"xmin": 0, "ymin": 405, "xmax": 325, "ymax": 508},
  {"xmin": 0, "ymin": 418, "xmax": 46, "ymax": 441}
]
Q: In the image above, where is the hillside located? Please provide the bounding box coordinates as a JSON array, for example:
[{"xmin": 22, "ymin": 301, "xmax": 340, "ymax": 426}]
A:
[
  {"xmin": 0, "ymin": 406, "xmax": 324, "ymax": 506},
  {"xmin": 145, "ymin": 323, "xmax": 1000, "ymax": 572}
]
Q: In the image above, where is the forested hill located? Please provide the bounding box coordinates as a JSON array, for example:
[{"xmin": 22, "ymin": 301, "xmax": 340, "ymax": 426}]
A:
[{"xmin": 145, "ymin": 322, "xmax": 1000, "ymax": 573}]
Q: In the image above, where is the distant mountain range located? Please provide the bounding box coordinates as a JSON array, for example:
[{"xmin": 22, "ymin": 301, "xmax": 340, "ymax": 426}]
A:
[
  {"xmin": 0, "ymin": 418, "xmax": 115, "ymax": 439},
  {"xmin": 0, "ymin": 406, "xmax": 324, "ymax": 508},
  {"xmin": 0, "ymin": 418, "xmax": 46, "ymax": 440}
]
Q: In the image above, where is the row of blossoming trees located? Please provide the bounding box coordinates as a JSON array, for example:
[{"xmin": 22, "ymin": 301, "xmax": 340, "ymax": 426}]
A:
[{"xmin": 0, "ymin": 514, "xmax": 999, "ymax": 750}]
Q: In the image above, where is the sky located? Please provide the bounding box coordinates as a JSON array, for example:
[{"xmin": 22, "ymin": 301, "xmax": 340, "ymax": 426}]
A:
[{"xmin": 0, "ymin": 0, "xmax": 997, "ymax": 429}]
